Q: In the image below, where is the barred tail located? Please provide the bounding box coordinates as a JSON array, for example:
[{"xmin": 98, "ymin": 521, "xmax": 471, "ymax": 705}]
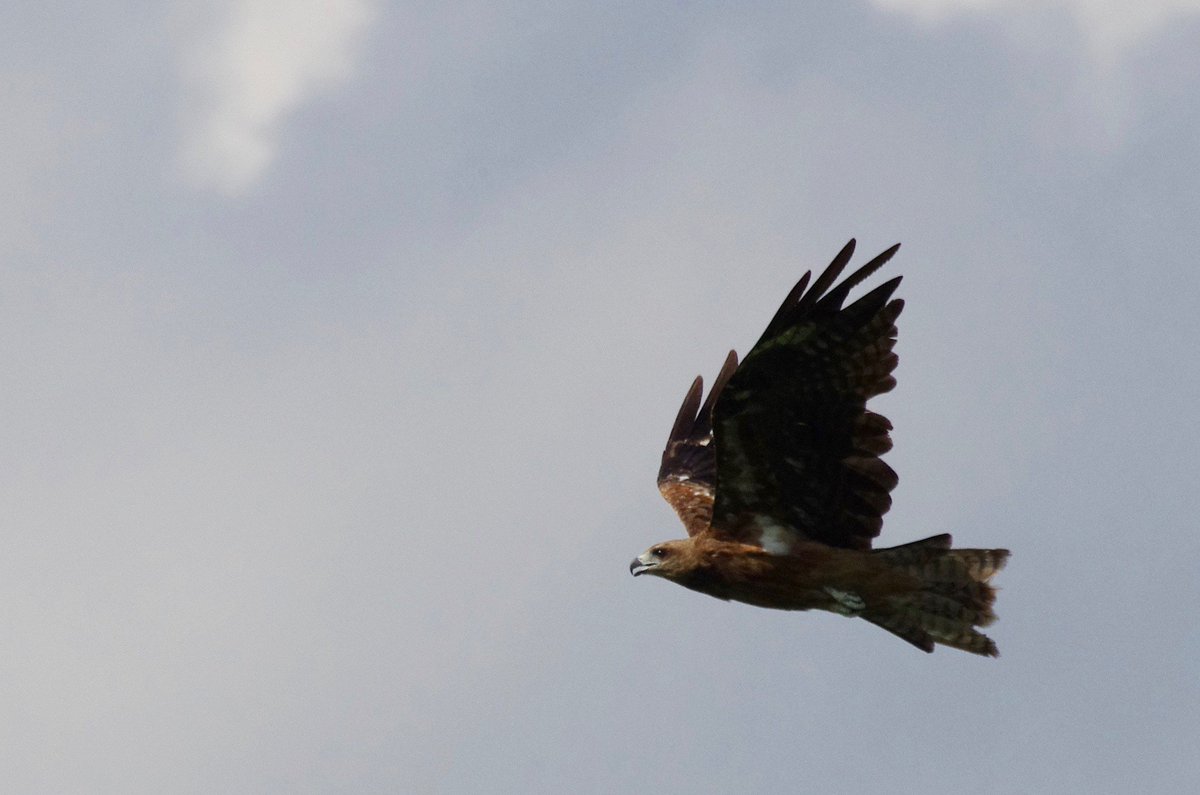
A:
[{"xmin": 865, "ymin": 534, "xmax": 1010, "ymax": 657}]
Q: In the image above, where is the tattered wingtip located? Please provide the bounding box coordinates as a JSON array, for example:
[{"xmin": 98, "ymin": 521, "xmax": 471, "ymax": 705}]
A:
[
  {"xmin": 821, "ymin": 243, "xmax": 904, "ymax": 311},
  {"xmin": 798, "ymin": 239, "xmax": 858, "ymax": 312}
]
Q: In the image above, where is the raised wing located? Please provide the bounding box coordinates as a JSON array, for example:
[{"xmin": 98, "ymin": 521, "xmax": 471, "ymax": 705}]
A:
[
  {"xmin": 657, "ymin": 350, "xmax": 737, "ymax": 536},
  {"xmin": 710, "ymin": 240, "xmax": 903, "ymax": 551}
]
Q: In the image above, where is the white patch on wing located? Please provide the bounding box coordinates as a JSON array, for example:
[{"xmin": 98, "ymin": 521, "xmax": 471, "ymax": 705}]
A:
[{"xmin": 753, "ymin": 517, "xmax": 794, "ymax": 555}]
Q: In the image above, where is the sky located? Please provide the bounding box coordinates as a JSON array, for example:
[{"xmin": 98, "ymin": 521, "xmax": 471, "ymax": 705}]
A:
[{"xmin": 3, "ymin": 1, "xmax": 1200, "ymax": 792}]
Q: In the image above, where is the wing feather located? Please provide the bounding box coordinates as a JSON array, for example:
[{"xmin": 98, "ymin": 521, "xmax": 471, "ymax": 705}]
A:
[
  {"xmin": 657, "ymin": 350, "xmax": 737, "ymax": 536},
  {"xmin": 709, "ymin": 241, "xmax": 904, "ymax": 550}
]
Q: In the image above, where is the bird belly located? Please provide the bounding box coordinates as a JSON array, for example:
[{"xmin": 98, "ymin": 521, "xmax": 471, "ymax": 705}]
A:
[
  {"xmin": 677, "ymin": 554, "xmax": 838, "ymax": 611},
  {"xmin": 680, "ymin": 545, "xmax": 906, "ymax": 613}
]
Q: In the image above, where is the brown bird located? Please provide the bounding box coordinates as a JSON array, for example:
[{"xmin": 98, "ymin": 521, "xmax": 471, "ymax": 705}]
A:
[{"xmin": 631, "ymin": 240, "xmax": 1009, "ymax": 656}]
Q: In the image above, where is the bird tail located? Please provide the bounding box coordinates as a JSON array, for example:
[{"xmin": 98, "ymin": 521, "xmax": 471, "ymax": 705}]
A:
[{"xmin": 864, "ymin": 534, "xmax": 1010, "ymax": 656}]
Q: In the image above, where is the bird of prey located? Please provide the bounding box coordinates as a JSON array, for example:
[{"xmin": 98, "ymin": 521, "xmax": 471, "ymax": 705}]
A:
[{"xmin": 630, "ymin": 240, "xmax": 1009, "ymax": 656}]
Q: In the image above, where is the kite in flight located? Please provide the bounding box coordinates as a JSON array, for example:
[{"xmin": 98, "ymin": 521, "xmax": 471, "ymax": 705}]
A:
[{"xmin": 631, "ymin": 240, "xmax": 1009, "ymax": 656}]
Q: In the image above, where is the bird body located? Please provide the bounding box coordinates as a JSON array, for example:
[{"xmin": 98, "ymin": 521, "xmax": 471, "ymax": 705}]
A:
[
  {"xmin": 631, "ymin": 241, "xmax": 1009, "ymax": 656},
  {"xmin": 634, "ymin": 532, "xmax": 882, "ymax": 611}
]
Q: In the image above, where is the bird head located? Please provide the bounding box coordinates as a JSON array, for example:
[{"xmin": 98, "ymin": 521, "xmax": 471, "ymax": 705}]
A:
[{"xmin": 629, "ymin": 540, "xmax": 690, "ymax": 580}]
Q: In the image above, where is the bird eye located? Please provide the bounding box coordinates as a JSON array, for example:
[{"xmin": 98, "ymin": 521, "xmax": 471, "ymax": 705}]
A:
[{"xmin": 652, "ymin": 547, "xmax": 667, "ymax": 559}]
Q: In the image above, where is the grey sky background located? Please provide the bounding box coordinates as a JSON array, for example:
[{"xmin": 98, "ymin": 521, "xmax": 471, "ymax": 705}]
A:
[{"xmin": 4, "ymin": 2, "xmax": 1200, "ymax": 792}]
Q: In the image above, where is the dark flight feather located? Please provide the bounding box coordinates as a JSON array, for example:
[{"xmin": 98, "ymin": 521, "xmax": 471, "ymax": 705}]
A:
[
  {"xmin": 657, "ymin": 350, "xmax": 737, "ymax": 536},
  {"xmin": 708, "ymin": 240, "xmax": 904, "ymax": 550}
]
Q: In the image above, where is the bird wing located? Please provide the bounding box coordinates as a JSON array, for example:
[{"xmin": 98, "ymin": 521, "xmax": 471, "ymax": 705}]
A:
[
  {"xmin": 709, "ymin": 240, "xmax": 904, "ymax": 551},
  {"xmin": 656, "ymin": 350, "xmax": 738, "ymax": 536}
]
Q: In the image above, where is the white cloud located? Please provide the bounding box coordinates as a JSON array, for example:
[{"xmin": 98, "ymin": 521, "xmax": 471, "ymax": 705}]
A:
[
  {"xmin": 871, "ymin": 0, "xmax": 1200, "ymax": 60},
  {"xmin": 177, "ymin": 0, "xmax": 376, "ymax": 196}
]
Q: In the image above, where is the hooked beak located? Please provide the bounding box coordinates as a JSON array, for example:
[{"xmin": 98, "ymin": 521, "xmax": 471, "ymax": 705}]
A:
[{"xmin": 629, "ymin": 551, "xmax": 655, "ymax": 577}]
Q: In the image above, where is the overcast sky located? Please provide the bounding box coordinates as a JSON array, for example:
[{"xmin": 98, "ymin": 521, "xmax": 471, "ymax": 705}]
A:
[{"xmin": 4, "ymin": 2, "xmax": 1200, "ymax": 792}]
